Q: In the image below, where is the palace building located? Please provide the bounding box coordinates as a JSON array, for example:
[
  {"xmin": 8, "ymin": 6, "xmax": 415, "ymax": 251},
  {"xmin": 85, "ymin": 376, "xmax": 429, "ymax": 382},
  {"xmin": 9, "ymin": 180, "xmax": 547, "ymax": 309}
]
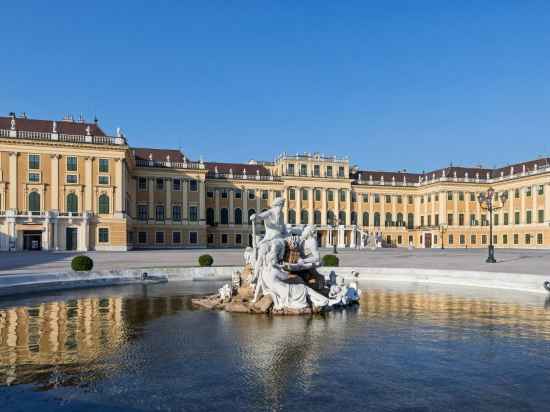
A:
[{"xmin": 1, "ymin": 112, "xmax": 549, "ymax": 251}]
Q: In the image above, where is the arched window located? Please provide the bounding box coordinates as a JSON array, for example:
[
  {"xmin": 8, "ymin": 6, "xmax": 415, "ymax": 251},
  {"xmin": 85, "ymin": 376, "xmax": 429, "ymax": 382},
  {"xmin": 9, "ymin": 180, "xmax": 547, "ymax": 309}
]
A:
[
  {"xmin": 327, "ymin": 210, "xmax": 335, "ymax": 225},
  {"xmin": 98, "ymin": 194, "xmax": 110, "ymax": 214},
  {"xmin": 206, "ymin": 208, "xmax": 215, "ymax": 225},
  {"xmin": 396, "ymin": 213, "xmax": 404, "ymax": 226},
  {"xmin": 363, "ymin": 212, "xmax": 369, "ymax": 227},
  {"xmin": 301, "ymin": 209, "xmax": 309, "ymax": 224},
  {"xmin": 234, "ymin": 208, "xmax": 242, "ymax": 225},
  {"xmin": 248, "ymin": 209, "xmax": 256, "ymax": 224},
  {"xmin": 66, "ymin": 193, "xmax": 78, "ymax": 213},
  {"xmin": 220, "ymin": 208, "xmax": 229, "ymax": 224},
  {"xmin": 385, "ymin": 212, "xmax": 392, "ymax": 227},
  {"xmin": 314, "ymin": 210, "xmax": 321, "ymax": 225},
  {"xmin": 351, "ymin": 211, "xmax": 357, "ymax": 225},
  {"xmin": 28, "ymin": 191, "xmax": 40, "ymax": 213},
  {"xmin": 374, "ymin": 212, "xmax": 381, "ymax": 227},
  {"xmin": 338, "ymin": 211, "xmax": 346, "ymax": 225},
  {"xmin": 407, "ymin": 213, "xmax": 414, "ymax": 229},
  {"xmin": 288, "ymin": 209, "xmax": 296, "ymax": 224}
]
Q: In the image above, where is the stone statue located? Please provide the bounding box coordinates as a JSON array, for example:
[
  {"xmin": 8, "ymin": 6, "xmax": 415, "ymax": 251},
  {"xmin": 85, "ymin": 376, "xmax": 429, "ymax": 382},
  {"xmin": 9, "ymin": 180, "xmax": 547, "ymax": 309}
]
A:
[{"xmin": 250, "ymin": 197, "xmax": 287, "ymax": 245}]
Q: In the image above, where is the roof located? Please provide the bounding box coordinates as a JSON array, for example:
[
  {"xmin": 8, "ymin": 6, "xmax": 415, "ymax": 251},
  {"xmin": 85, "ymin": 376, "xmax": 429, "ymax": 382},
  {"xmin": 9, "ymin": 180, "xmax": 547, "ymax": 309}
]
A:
[
  {"xmin": 205, "ymin": 162, "xmax": 271, "ymax": 176},
  {"xmin": 0, "ymin": 116, "xmax": 107, "ymax": 136},
  {"xmin": 132, "ymin": 147, "xmax": 187, "ymax": 163}
]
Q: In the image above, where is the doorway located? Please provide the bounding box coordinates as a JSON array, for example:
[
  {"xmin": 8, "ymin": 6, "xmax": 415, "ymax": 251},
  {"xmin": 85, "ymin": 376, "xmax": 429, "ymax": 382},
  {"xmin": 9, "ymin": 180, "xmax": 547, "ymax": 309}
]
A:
[
  {"xmin": 424, "ymin": 233, "xmax": 432, "ymax": 249},
  {"xmin": 23, "ymin": 231, "xmax": 42, "ymax": 251},
  {"xmin": 66, "ymin": 228, "xmax": 78, "ymax": 251}
]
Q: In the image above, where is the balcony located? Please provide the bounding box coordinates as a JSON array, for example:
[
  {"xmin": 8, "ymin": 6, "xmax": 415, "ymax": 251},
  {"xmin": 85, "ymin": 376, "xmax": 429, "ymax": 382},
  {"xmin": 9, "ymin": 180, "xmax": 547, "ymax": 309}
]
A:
[{"xmin": 0, "ymin": 129, "xmax": 126, "ymax": 145}]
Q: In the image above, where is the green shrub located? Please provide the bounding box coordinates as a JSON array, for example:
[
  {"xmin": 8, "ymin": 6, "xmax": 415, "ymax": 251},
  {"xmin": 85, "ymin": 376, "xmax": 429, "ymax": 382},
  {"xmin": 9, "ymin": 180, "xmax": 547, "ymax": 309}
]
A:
[
  {"xmin": 198, "ymin": 254, "xmax": 214, "ymax": 267},
  {"xmin": 71, "ymin": 255, "xmax": 94, "ymax": 272},
  {"xmin": 322, "ymin": 254, "xmax": 339, "ymax": 267}
]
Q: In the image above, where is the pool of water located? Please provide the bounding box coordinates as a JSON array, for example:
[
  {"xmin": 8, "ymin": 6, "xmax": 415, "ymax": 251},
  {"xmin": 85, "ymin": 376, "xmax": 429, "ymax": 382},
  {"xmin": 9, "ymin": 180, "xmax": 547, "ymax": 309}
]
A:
[{"xmin": 1, "ymin": 281, "xmax": 550, "ymax": 411}]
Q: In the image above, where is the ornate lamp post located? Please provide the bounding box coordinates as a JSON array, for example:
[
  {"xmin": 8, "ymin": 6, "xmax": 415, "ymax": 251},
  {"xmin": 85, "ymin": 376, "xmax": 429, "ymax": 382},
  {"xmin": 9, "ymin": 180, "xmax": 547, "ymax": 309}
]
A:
[
  {"xmin": 439, "ymin": 224, "xmax": 447, "ymax": 250},
  {"xmin": 478, "ymin": 187, "xmax": 508, "ymax": 263}
]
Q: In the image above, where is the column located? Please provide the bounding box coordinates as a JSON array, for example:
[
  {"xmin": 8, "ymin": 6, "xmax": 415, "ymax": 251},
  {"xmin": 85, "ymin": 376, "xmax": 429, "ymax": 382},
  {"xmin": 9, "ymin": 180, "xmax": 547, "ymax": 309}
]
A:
[
  {"xmin": 295, "ymin": 187, "xmax": 301, "ymax": 224},
  {"xmin": 50, "ymin": 154, "xmax": 60, "ymax": 210},
  {"xmin": 282, "ymin": 188, "xmax": 288, "ymax": 223},
  {"xmin": 243, "ymin": 188, "xmax": 248, "ymax": 225},
  {"xmin": 465, "ymin": 194, "xmax": 470, "ymax": 226},
  {"xmin": 414, "ymin": 196, "xmax": 420, "ymax": 227},
  {"xmin": 321, "ymin": 189, "xmax": 327, "ymax": 225},
  {"xmin": 345, "ymin": 189, "xmax": 351, "ymax": 225},
  {"xmin": 308, "ymin": 188, "xmax": 314, "ymax": 224},
  {"xmin": 148, "ymin": 177, "xmax": 155, "ymax": 221},
  {"xmin": 214, "ymin": 189, "xmax": 220, "ymax": 223},
  {"xmin": 199, "ymin": 178, "xmax": 206, "ymax": 222},
  {"xmin": 8, "ymin": 152, "xmax": 18, "ymax": 210},
  {"xmin": 453, "ymin": 191, "xmax": 458, "ymax": 226},
  {"xmin": 229, "ymin": 189, "xmax": 235, "ymax": 224},
  {"xmin": 53, "ymin": 217, "xmax": 59, "ymax": 251},
  {"xmin": 256, "ymin": 189, "xmax": 261, "ymax": 212},
  {"xmin": 545, "ymin": 184, "xmax": 550, "ymax": 222},
  {"xmin": 182, "ymin": 179, "xmax": 188, "ymax": 222},
  {"xmin": 80, "ymin": 212, "xmax": 89, "ymax": 251},
  {"xmin": 166, "ymin": 177, "xmax": 172, "ymax": 220},
  {"xmin": 114, "ymin": 158, "xmax": 124, "ymax": 216},
  {"xmin": 380, "ymin": 193, "xmax": 385, "ymax": 227},
  {"xmin": 533, "ymin": 186, "xmax": 538, "ymax": 224},
  {"xmin": 357, "ymin": 191, "xmax": 363, "ymax": 226},
  {"xmin": 520, "ymin": 187, "xmax": 526, "ymax": 224},
  {"xmin": 369, "ymin": 193, "xmax": 374, "ymax": 228},
  {"xmin": 85, "ymin": 157, "xmax": 93, "ymax": 212}
]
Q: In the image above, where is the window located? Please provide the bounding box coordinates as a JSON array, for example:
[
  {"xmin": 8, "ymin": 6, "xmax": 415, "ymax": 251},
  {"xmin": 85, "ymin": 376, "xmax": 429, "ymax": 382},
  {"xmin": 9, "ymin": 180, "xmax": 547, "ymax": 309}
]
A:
[
  {"xmin": 248, "ymin": 209, "xmax": 256, "ymax": 224},
  {"xmin": 172, "ymin": 205, "xmax": 182, "ymax": 221},
  {"xmin": 525, "ymin": 234, "xmax": 531, "ymax": 245},
  {"xmin": 537, "ymin": 233, "xmax": 543, "ymax": 245},
  {"xmin": 513, "ymin": 233, "xmax": 519, "ymax": 244},
  {"xmin": 385, "ymin": 195, "xmax": 391, "ymax": 203},
  {"xmin": 427, "ymin": 195, "xmax": 431, "ymax": 202},
  {"xmin": 289, "ymin": 189, "xmax": 295, "ymax": 200},
  {"xmin": 220, "ymin": 208, "xmax": 229, "ymax": 224},
  {"xmin": 469, "ymin": 192, "xmax": 475, "ymax": 201},
  {"xmin": 67, "ymin": 156, "xmax": 77, "ymax": 172},
  {"xmin": 460, "ymin": 234, "xmax": 465, "ymax": 245},
  {"xmin": 138, "ymin": 177, "xmax": 147, "ymax": 191},
  {"xmin": 459, "ymin": 214, "xmax": 464, "ymax": 226},
  {"xmin": 235, "ymin": 208, "xmax": 243, "ymax": 225},
  {"xmin": 222, "ymin": 234, "xmax": 228, "ymax": 244},
  {"xmin": 434, "ymin": 214, "xmax": 439, "ymax": 226},
  {"xmin": 327, "ymin": 190, "xmax": 334, "ymax": 202},
  {"xmin": 28, "ymin": 172, "xmax": 40, "ymax": 182},
  {"xmin": 340, "ymin": 191, "xmax": 346, "ymax": 202},
  {"xmin": 435, "ymin": 194, "xmax": 439, "ymax": 202},
  {"xmin": 458, "ymin": 192, "xmax": 464, "ymax": 201},
  {"xmin": 338, "ymin": 166, "xmax": 345, "ymax": 177},
  {"xmin": 363, "ymin": 193, "xmax": 369, "ymax": 203},
  {"xmin": 314, "ymin": 165, "xmax": 320, "ymax": 176},
  {"xmin": 288, "ymin": 209, "xmax": 296, "ymax": 224},
  {"xmin": 236, "ymin": 234, "xmax": 242, "ymax": 244},
  {"xmin": 407, "ymin": 213, "xmax": 414, "ymax": 229},
  {"xmin": 374, "ymin": 194, "xmax": 380, "ymax": 203},
  {"xmin": 327, "ymin": 211, "xmax": 335, "ymax": 225},
  {"xmin": 434, "ymin": 235, "xmax": 438, "ymax": 244},
  {"xmin": 98, "ymin": 194, "xmax": 110, "ymax": 214},
  {"xmin": 138, "ymin": 232, "xmax": 147, "ymax": 243},
  {"xmin": 447, "ymin": 192, "xmax": 453, "ymax": 201},
  {"xmin": 66, "ymin": 174, "xmax": 78, "ymax": 184},
  {"xmin": 421, "ymin": 216, "xmax": 425, "ymax": 227},
  {"xmin": 482, "ymin": 235, "xmax": 487, "ymax": 245},
  {"xmin": 221, "ymin": 190, "xmax": 228, "ymax": 199},
  {"xmin": 98, "ymin": 228, "xmax": 109, "ymax": 243},
  {"xmin": 189, "ymin": 206, "xmax": 198, "ymax": 222},
  {"xmin": 301, "ymin": 209, "xmax": 309, "ymax": 224},
  {"xmin": 538, "ymin": 209, "xmax": 544, "ymax": 223},
  {"xmin": 471, "ymin": 235, "xmax": 476, "ymax": 244},
  {"xmin": 526, "ymin": 210, "xmax": 532, "ymax": 224},
  {"xmin": 66, "ymin": 193, "xmax": 78, "ymax": 213},
  {"xmin": 205, "ymin": 208, "xmax": 214, "ymax": 225},
  {"xmin": 504, "ymin": 213, "xmax": 509, "ymax": 225},
  {"xmin": 494, "ymin": 214, "xmax": 499, "ymax": 226},
  {"xmin": 138, "ymin": 205, "xmax": 148, "ymax": 221},
  {"xmin": 262, "ymin": 190, "xmax": 268, "ymax": 200},
  {"xmin": 503, "ymin": 234, "xmax": 508, "ymax": 244},
  {"xmin": 173, "ymin": 179, "xmax": 181, "ymax": 191},
  {"xmin": 408, "ymin": 195, "xmax": 413, "ymax": 204},
  {"xmin": 156, "ymin": 205, "xmax": 165, "ymax": 221},
  {"xmin": 29, "ymin": 154, "xmax": 40, "ymax": 170},
  {"xmin": 189, "ymin": 180, "xmax": 198, "ymax": 191},
  {"xmin": 156, "ymin": 232, "xmax": 164, "ymax": 244},
  {"xmin": 189, "ymin": 232, "xmax": 198, "ymax": 244},
  {"xmin": 315, "ymin": 189, "xmax": 321, "ymax": 201},
  {"xmin": 515, "ymin": 189, "xmax": 520, "ymax": 198},
  {"xmin": 314, "ymin": 210, "xmax": 321, "ymax": 224},
  {"xmin": 421, "ymin": 196, "xmax": 424, "ymax": 204},
  {"xmin": 514, "ymin": 211, "xmax": 520, "ymax": 225},
  {"xmin": 156, "ymin": 178, "xmax": 164, "ymax": 191},
  {"xmin": 248, "ymin": 190, "xmax": 255, "ymax": 200},
  {"xmin": 427, "ymin": 215, "xmax": 432, "ymax": 226},
  {"xmin": 481, "ymin": 214, "xmax": 487, "ymax": 226},
  {"xmin": 207, "ymin": 191, "xmax": 214, "ymax": 198},
  {"xmin": 526, "ymin": 187, "xmax": 532, "ymax": 197},
  {"xmin": 300, "ymin": 164, "xmax": 307, "ymax": 176},
  {"xmin": 493, "ymin": 235, "xmax": 497, "ymax": 245},
  {"xmin": 447, "ymin": 214, "xmax": 453, "ymax": 226},
  {"xmin": 207, "ymin": 234, "xmax": 214, "ymax": 244},
  {"xmin": 302, "ymin": 189, "xmax": 308, "ymax": 201},
  {"xmin": 374, "ymin": 212, "xmax": 380, "ymax": 227},
  {"xmin": 274, "ymin": 191, "xmax": 281, "ymax": 198},
  {"xmin": 326, "ymin": 166, "xmax": 333, "ymax": 177},
  {"xmin": 538, "ymin": 185, "xmax": 544, "ymax": 195},
  {"xmin": 448, "ymin": 234, "xmax": 454, "ymax": 244},
  {"xmin": 235, "ymin": 190, "xmax": 242, "ymax": 199},
  {"xmin": 397, "ymin": 213, "xmax": 404, "ymax": 226},
  {"xmin": 397, "ymin": 195, "xmax": 402, "ymax": 204},
  {"xmin": 98, "ymin": 175, "xmax": 109, "ymax": 185},
  {"xmin": 173, "ymin": 231, "xmax": 181, "ymax": 244},
  {"xmin": 99, "ymin": 159, "xmax": 109, "ymax": 173},
  {"xmin": 28, "ymin": 191, "xmax": 40, "ymax": 213},
  {"xmin": 286, "ymin": 164, "xmax": 295, "ymax": 175}
]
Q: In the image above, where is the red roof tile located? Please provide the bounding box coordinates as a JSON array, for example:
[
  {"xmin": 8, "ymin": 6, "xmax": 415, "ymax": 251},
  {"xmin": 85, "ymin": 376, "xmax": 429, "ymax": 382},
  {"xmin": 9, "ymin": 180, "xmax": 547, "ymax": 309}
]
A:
[
  {"xmin": 132, "ymin": 147, "xmax": 187, "ymax": 163},
  {"xmin": 205, "ymin": 162, "xmax": 271, "ymax": 176},
  {"xmin": 0, "ymin": 116, "xmax": 107, "ymax": 136}
]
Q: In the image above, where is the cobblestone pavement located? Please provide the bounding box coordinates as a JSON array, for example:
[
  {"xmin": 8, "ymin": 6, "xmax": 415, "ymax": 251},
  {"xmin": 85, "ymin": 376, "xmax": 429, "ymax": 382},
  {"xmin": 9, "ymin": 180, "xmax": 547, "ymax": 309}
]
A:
[{"xmin": 0, "ymin": 248, "xmax": 549, "ymax": 275}]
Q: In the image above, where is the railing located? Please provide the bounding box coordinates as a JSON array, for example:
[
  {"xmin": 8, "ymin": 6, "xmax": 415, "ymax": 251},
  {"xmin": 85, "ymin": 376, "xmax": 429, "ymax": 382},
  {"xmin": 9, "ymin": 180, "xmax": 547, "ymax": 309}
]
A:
[
  {"xmin": 135, "ymin": 159, "xmax": 204, "ymax": 169},
  {"xmin": 207, "ymin": 172, "xmax": 281, "ymax": 181},
  {"xmin": 0, "ymin": 129, "xmax": 126, "ymax": 145},
  {"xmin": 276, "ymin": 153, "xmax": 349, "ymax": 163}
]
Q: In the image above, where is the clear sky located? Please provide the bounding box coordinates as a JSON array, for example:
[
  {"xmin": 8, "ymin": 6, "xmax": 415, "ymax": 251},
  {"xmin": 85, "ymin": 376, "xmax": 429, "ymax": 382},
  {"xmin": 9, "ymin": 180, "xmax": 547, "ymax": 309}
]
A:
[{"xmin": 2, "ymin": 1, "xmax": 549, "ymax": 171}]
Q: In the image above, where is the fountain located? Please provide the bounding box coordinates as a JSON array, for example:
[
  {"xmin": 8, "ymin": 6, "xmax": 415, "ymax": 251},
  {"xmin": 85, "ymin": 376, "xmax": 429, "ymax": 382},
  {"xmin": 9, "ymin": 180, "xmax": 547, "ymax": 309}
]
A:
[{"xmin": 192, "ymin": 198, "xmax": 360, "ymax": 314}]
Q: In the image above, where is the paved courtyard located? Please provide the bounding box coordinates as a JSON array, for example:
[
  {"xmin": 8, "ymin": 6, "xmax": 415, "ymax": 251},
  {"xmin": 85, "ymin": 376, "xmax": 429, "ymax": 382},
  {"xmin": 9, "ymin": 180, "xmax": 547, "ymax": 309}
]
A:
[{"xmin": 0, "ymin": 248, "xmax": 550, "ymax": 276}]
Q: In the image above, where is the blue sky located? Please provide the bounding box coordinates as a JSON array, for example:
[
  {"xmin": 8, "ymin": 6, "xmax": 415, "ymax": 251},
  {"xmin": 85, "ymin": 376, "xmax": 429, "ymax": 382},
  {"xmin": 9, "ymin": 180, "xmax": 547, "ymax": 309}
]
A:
[{"xmin": 2, "ymin": 1, "xmax": 549, "ymax": 171}]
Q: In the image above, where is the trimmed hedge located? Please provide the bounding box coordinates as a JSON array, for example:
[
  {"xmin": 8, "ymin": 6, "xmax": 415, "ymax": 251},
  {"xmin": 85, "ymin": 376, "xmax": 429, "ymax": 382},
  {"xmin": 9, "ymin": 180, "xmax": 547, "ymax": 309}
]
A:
[
  {"xmin": 198, "ymin": 254, "xmax": 214, "ymax": 267},
  {"xmin": 322, "ymin": 254, "xmax": 339, "ymax": 267},
  {"xmin": 71, "ymin": 255, "xmax": 94, "ymax": 272}
]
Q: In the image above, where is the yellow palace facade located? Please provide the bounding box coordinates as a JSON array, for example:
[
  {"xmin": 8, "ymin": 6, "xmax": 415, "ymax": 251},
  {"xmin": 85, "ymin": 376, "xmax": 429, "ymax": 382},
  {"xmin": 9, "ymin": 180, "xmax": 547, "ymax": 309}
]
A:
[{"xmin": 1, "ymin": 113, "xmax": 550, "ymax": 252}]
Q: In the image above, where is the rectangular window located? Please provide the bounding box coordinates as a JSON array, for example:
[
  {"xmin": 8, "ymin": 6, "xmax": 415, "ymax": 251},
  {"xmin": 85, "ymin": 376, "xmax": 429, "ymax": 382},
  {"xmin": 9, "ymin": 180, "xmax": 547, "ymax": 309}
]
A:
[
  {"xmin": 526, "ymin": 187, "xmax": 532, "ymax": 197},
  {"xmin": 98, "ymin": 175, "xmax": 109, "ymax": 185},
  {"xmin": 138, "ymin": 177, "xmax": 147, "ymax": 191},
  {"xmin": 172, "ymin": 205, "xmax": 182, "ymax": 221},
  {"xmin": 504, "ymin": 213, "xmax": 509, "ymax": 225},
  {"xmin": 67, "ymin": 156, "xmax": 77, "ymax": 172},
  {"xmin": 448, "ymin": 234, "xmax": 454, "ymax": 244},
  {"xmin": 363, "ymin": 193, "xmax": 368, "ymax": 203},
  {"xmin": 326, "ymin": 166, "xmax": 333, "ymax": 177},
  {"xmin": 300, "ymin": 164, "xmax": 307, "ymax": 176},
  {"xmin": 471, "ymin": 235, "xmax": 476, "ymax": 244},
  {"xmin": 236, "ymin": 234, "xmax": 242, "ymax": 244},
  {"xmin": 173, "ymin": 179, "xmax": 181, "ymax": 191},
  {"xmin": 328, "ymin": 191, "xmax": 334, "ymax": 202},
  {"xmin": 138, "ymin": 205, "xmax": 148, "ymax": 221},
  {"xmin": 173, "ymin": 231, "xmax": 181, "ymax": 244},
  {"xmin": 482, "ymin": 235, "xmax": 487, "ymax": 245},
  {"xmin": 189, "ymin": 231, "xmax": 198, "ymax": 244},
  {"xmin": 189, "ymin": 206, "xmax": 198, "ymax": 222},
  {"xmin": 138, "ymin": 231, "xmax": 147, "ymax": 243},
  {"xmin": 314, "ymin": 165, "xmax": 320, "ymax": 177},
  {"xmin": 427, "ymin": 215, "xmax": 432, "ymax": 226},
  {"xmin": 460, "ymin": 234, "xmax": 465, "ymax": 245},
  {"xmin": 274, "ymin": 191, "xmax": 281, "ymax": 198},
  {"xmin": 525, "ymin": 234, "xmax": 531, "ymax": 244},
  {"xmin": 459, "ymin": 192, "xmax": 464, "ymax": 201},
  {"xmin": 514, "ymin": 234, "xmax": 519, "ymax": 244},
  {"xmin": 447, "ymin": 214, "xmax": 453, "ymax": 226},
  {"xmin": 98, "ymin": 228, "xmax": 109, "ymax": 243},
  {"xmin": 341, "ymin": 191, "xmax": 347, "ymax": 202},
  {"xmin": 207, "ymin": 191, "xmax": 214, "ymax": 198},
  {"xmin": 156, "ymin": 232, "xmax": 164, "ymax": 244},
  {"xmin": 156, "ymin": 205, "xmax": 165, "ymax": 221},
  {"xmin": 434, "ymin": 235, "xmax": 438, "ymax": 244},
  {"xmin": 99, "ymin": 159, "xmax": 109, "ymax": 173},
  {"xmin": 537, "ymin": 233, "xmax": 543, "ymax": 245},
  {"xmin": 235, "ymin": 190, "xmax": 242, "ymax": 199},
  {"xmin": 427, "ymin": 195, "xmax": 431, "ymax": 202},
  {"xmin": 156, "ymin": 178, "xmax": 164, "ymax": 191},
  {"xmin": 29, "ymin": 154, "xmax": 40, "ymax": 170},
  {"xmin": 421, "ymin": 216, "xmax": 425, "ymax": 226},
  {"xmin": 503, "ymin": 234, "xmax": 508, "ymax": 244},
  {"xmin": 514, "ymin": 211, "xmax": 520, "ymax": 225},
  {"xmin": 221, "ymin": 190, "xmax": 228, "ymax": 199},
  {"xmin": 526, "ymin": 210, "xmax": 532, "ymax": 224},
  {"xmin": 385, "ymin": 195, "xmax": 391, "ymax": 203},
  {"xmin": 248, "ymin": 190, "xmax": 255, "ymax": 200},
  {"xmin": 421, "ymin": 196, "xmax": 424, "ymax": 204},
  {"xmin": 515, "ymin": 189, "xmax": 520, "ymax": 198},
  {"xmin": 481, "ymin": 214, "xmax": 487, "ymax": 226},
  {"xmin": 338, "ymin": 166, "xmax": 345, "ymax": 177},
  {"xmin": 262, "ymin": 190, "xmax": 268, "ymax": 200},
  {"xmin": 289, "ymin": 189, "xmax": 295, "ymax": 201},
  {"xmin": 470, "ymin": 214, "xmax": 476, "ymax": 226},
  {"xmin": 287, "ymin": 164, "xmax": 295, "ymax": 175},
  {"xmin": 315, "ymin": 190, "xmax": 321, "ymax": 202},
  {"xmin": 459, "ymin": 214, "xmax": 464, "ymax": 226},
  {"xmin": 66, "ymin": 174, "xmax": 78, "ymax": 184},
  {"xmin": 397, "ymin": 195, "xmax": 402, "ymax": 204},
  {"xmin": 408, "ymin": 195, "xmax": 413, "ymax": 204},
  {"xmin": 494, "ymin": 214, "xmax": 499, "ymax": 226},
  {"xmin": 538, "ymin": 185, "xmax": 544, "ymax": 195},
  {"xmin": 28, "ymin": 172, "xmax": 40, "ymax": 182},
  {"xmin": 447, "ymin": 192, "xmax": 453, "ymax": 201},
  {"xmin": 222, "ymin": 234, "xmax": 228, "ymax": 244},
  {"xmin": 493, "ymin": 235, "xmax": 497, "ymax": 245},
  {"xmin": 538, "ymin": 209, "xmax": 544, "ymax": 223},
  {"xmin": 374, "ymin": 194, "xmax": 380, "ymax": 203},
  {"xmin": 351, "ymin": 192, "xmax": 357, "ymax": 202},
  {"xmin": 302, "ymin": 190, "xmax": 308, "ymax": 201},
  {"xmin": 470, "ymin": 192, "xmax": 476, "ymax": 202},
  {"xmin": 207, "ymin": 234, "xmax": 214, "ymax": 244},
  {"xmin": 189, "ymin": 180, "xmax": 198, "ymax": 192}
]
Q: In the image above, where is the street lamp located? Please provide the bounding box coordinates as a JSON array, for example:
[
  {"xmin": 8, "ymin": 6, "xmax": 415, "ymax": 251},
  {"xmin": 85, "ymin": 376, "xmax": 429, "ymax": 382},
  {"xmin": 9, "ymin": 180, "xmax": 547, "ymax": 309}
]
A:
[
  {"xmin": 478, "ymin": 187, "xmax": 508, "ymax": 263},
  {"xmin": 439, "ymin": 224, "xmax": 447, "ymax": 250},
  {"xmin": 332, "ymin": 218, "xmax": 338, "ymax": 254}
]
